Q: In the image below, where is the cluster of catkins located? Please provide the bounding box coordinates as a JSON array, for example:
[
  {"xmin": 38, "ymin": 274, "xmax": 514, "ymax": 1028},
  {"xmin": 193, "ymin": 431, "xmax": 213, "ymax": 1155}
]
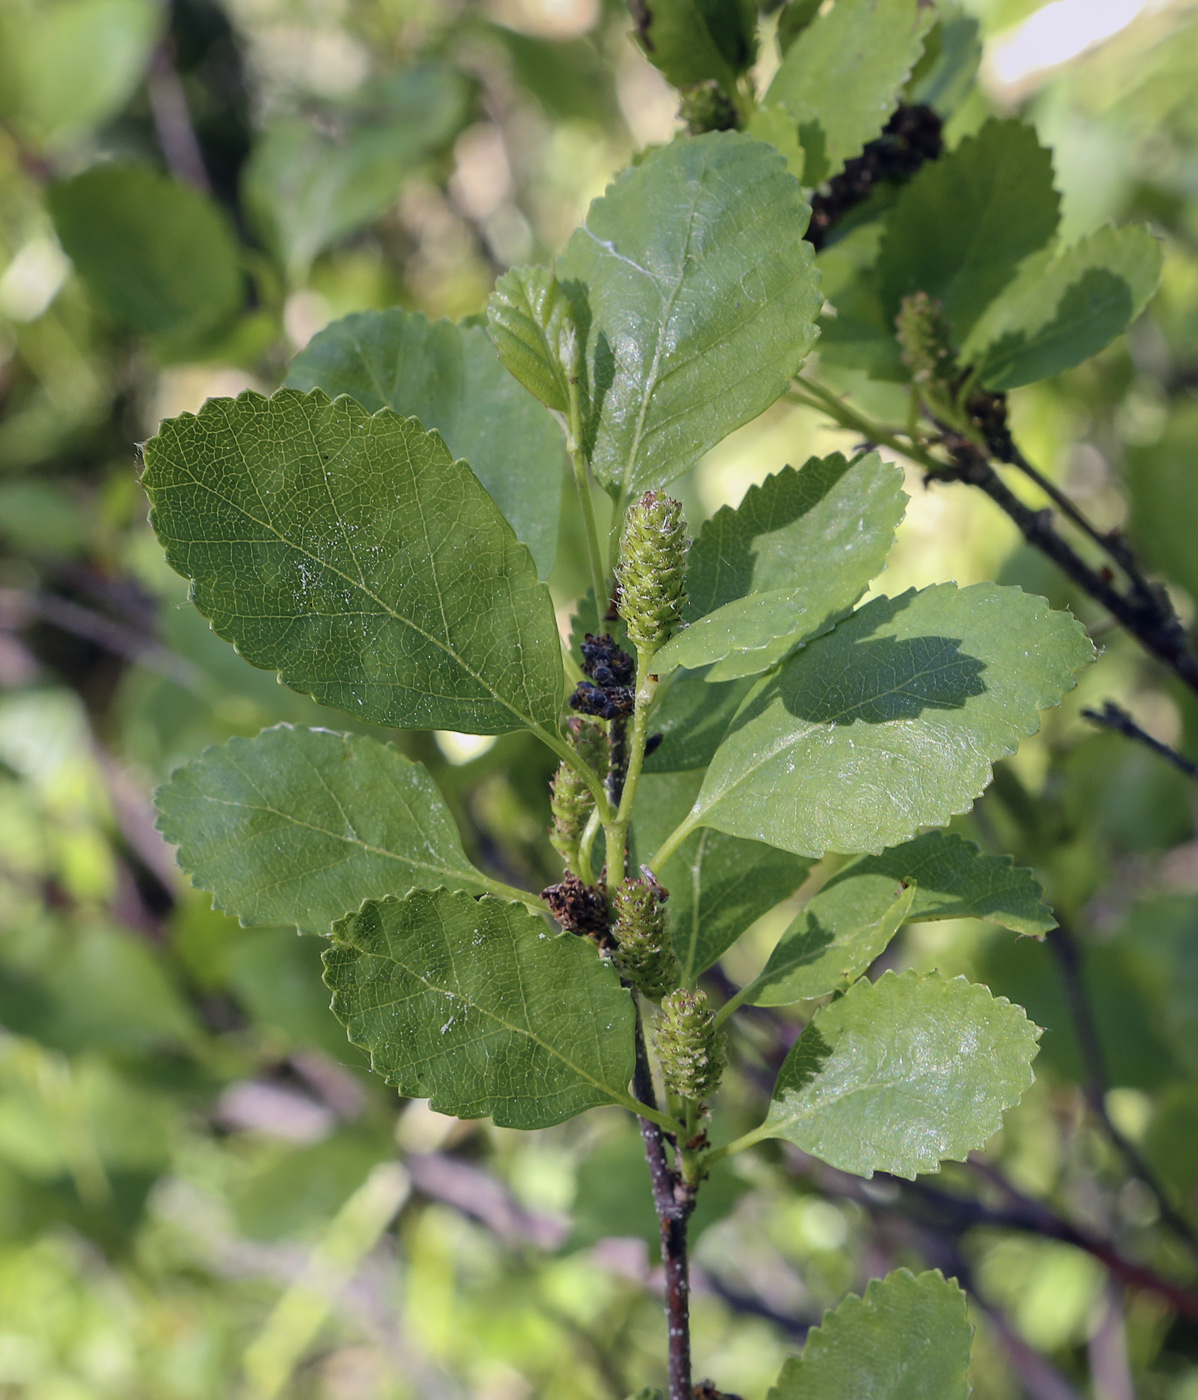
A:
[{"xmin": 544, "ymin": 491, "xmax": 725, "ymax": 1105}]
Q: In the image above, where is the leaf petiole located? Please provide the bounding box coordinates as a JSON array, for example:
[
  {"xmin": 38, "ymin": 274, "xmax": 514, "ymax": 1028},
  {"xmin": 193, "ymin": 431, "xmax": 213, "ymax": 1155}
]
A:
[
  {"xmin": 649, "ymin": 810, "xmax": 701, "ymax": 875},
  {"xmin": 576, "ymin": 806, "xmax": 600, "ymax": 887},
  {"xmin": 566, "ymin": 370, "xmax": 610, "ymax": 616},
  {"xmin": 614, "ymin": 1090, "xmax": 686, "ymax": 1137},
  {"xmin": 703, "ymin": 1123, "xmax": 769, "ymax": 1169}
]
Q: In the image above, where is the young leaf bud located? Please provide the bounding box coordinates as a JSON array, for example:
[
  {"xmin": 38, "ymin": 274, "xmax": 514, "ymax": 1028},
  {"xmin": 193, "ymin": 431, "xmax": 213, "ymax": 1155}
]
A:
[
  {"xmin": 655, "ymin": 988, "xmax": 725, "ymax": 1102},
  {"xmin": 549, "ymin": 719, "xmax": 607, "ymax": 868},
  {"xmin": 612, "ymin": 875, "xmax": 679, "ymax": 1002},
  {"xmin": 616, "ymin": 491, "xmax": 689, "ymax": 654}
]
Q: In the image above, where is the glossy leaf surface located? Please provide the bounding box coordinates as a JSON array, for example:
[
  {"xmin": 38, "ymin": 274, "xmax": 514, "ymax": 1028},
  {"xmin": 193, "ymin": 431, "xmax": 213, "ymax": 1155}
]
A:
[
  {"xmin": 878, "ymin": 119, "xmax": 1060, "ymax": 342},
  {"xmin": 633, "ymin": 771, "xmax": 812, "ymax": 982},
  {"xmin": 692, "ymin": 583, "xmax": 1093, "ymax": 856},
  {"xmin": 630, "ymin": 0, "xmax": 757, "ymax": 92},
  {"xmin": 768, "ymin": 1269, "xmax": 972, "ymax": 1400},
  {"xmin": 325, "ymin": 890, "xmax": 636, "ymax": 1128},
  {"xmin": 486, "ymin": 265, "xmax": 576, "ymax": 416},
  {"xmin": 655, "ymin": 452, "xmax": 906, "ymax": 679},
  {"xmin": 555, "ymin": 133, "xmax": 822, "ymax": 500},
  {"xmin": 759, "ymin": 970, "xmax": 1040, "ymax": 1177},
  {"xmin": 766, "ymin": 0, "xmax": 933, "ymax": 184},
  {"xmin": 749, "ymin": 831, "xmax": 1053, "ymax": 1005},
  {"xmin": 965, "ymin": 223, "xmax": 1163, "ymax": 390}
]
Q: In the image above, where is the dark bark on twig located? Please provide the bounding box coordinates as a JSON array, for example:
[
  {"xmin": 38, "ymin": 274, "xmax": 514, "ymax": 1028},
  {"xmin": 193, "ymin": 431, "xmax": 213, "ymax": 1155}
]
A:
[
  {"xmin": 1083, "ymin": 700, "xmax": 1198, "ymax": 783},
  {"xmin": 783, "ymin": 1145, "xmax": 1198, "ymax": 1321},
  {"xmin": 633, "ymin": 1007, "xmax": 696, "ymax": 1400},
  {"xmin": 1046, "ymin": 923, "xmax": 1198, "ymax": 1263},
  {"xmin": 930, "ymin": 441, "xmax": 1198, "ymax": 699}
]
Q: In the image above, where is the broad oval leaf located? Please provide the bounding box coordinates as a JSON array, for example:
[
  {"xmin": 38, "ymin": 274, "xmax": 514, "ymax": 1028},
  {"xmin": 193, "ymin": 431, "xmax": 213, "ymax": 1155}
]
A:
[
  {"xmin": 49, "ymin": 164, "xmax": 242, "ymax": 342},
  {"xmin": 555, "ymin": 132, "xmax": 822, "ymax": 501},
  {"xmin": 765, "ymin": 0, "xmax": 934, "ymax": 185},
  {"xmin": 630, "ymin": 0, "xmax": 757, "ymax": 92},
  {"xmin": 963, "ymin": 223, "xmax": 1163, "ymax": 391},
  {"xmin": 142, "ymin": 389, "xmax": 565, "ymax": 737},
  {"xmin": 633, "ymin": 771, "xmax": 812, "ymax": 983},
  {"xmin": 749, "ymin": 882, "xmax": 916, "ymax": 1007},
  {"xmin": 156, "ymin": 725, "xmax": 502, "ymax": 934},
  {"xmin": 0, "ymin": 0, "xmax": 161, "ymax": 147},
  {"xmin": 748, "ymin": 831, "xmax": 1053, "ymax": 1005},
  {"xmin": 768, "ymin": 1269, "xmax": 972, "ymax": 1400},
  {"xmin": 654, "ymin": 452, "xmax": 906, "ymax": 678},
  {"xmin": 286, "ymin": 308, "xmax": 564, "ymax": 578},
  {"xmin": 243, "ymin": 65, "xmax": 469, "ymax": 279},
  {"xmin": 877, "ymin": 119, "xmax": 1060, "ymax": 343},
  {"xmin": 758, "ymin": 970, "xmax": 1040, "ymax": 1177},
  {"xmin": 689, "ymin": 582, "xmax": 1094, "ymax": 857},
  {"xmin": 325, "ymin": 889, "xmax": 637, "ymax": 1129}
]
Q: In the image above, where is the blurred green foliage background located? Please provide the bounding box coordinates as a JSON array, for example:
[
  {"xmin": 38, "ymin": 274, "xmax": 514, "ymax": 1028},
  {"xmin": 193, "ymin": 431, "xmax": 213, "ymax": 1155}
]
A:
[{"xmin": 2, "ymin": 0, "xmax": 1198, "ymax": 1396}]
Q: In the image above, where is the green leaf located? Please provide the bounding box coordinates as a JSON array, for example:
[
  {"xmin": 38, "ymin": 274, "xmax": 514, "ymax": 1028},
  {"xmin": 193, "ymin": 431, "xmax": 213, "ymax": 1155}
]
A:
[
  {"xmin": 746, "ymin": 103, "xmax": 806, "ymax": 183},
  {"xmin": 633, "ymin": 772, "xmax": 812, "ymax": 982},
  {"xmin": 48, "ymin": 165, "xmax": 242, "ymax": 342},
  {"xmin": 642, "ymin": 667, "xmax": 754, "ymax": 774},
  {"xmin": 832, "ymin": 830, "xmax": 1054, "ymax": 935},
  {"xmin": 814, "ymin": 223, "xmax": 906, "ymax": 381},
  {"xmin": 325, "ymin": 890, "xmax": 636, "ymax": 1128},
  {"xmin": 155, "ymin": 725, "xmax": 502, "ymax": 935},
  {"xmin": 286, "ymin": 308, "xmax": 563, "ymax": 578},
  {"xmin": 768, "ymin": 1269, "xmax": 972, "ymax": 1400},
  {"xmin": 765, "ymin": 0, "xmax": 934, "ymax": 184},
  {"xmin": 905, "ymin": 13, "xmax": 982, "ymax": 117},
  {"xmin": 749, "ymin": 882, "xmax": 916, "ymax": 1007},
  {"xmin": 878, "ymin": 119, "xmax": 1060, "ymax": 343},
  {"xmin": 1127, "ymin": 401, "xmax": 1198, "ymax": 604},
  {"xmin": 963, "ymin": 224, "xmax": 1163, "ymax": 390},
  {"xmin": 654, "ymin": 452, "xmax": 906, "ymax": 679},
  {"xmin": 630, "ymin": 0, "xmax": 757, "ymax": 92},
  {"xmin": 689, "ymin": 582, "xmax": 1094, "ymax": 857},
  {"xmin": 757, "ymin": 970, "xmax": 1040, "ymax": 1177},
  {"xmin": 486, "ymin": 265, "xmax": 576, "ymax": 417},
  {"xmin": 778, "ymin": 0, "xmax": 822, "ymax": 54},
  {"xmin": 748, "ymin": 830, "xmax": 1054, "ymax": 1006},
  {"xmin": 243, "ymin": 65, "xmax": 470, "ymax": 279},
  {"xmin": 555, "ymin": 132, "xmax": 822, "ymax": 501},
  {"xmin": 142, "ymin": 389, "xmax": 565, "ymax": 736},
  {"xmin": 0, "ymin": 0, "xmax": 160, "ymax": 147}
]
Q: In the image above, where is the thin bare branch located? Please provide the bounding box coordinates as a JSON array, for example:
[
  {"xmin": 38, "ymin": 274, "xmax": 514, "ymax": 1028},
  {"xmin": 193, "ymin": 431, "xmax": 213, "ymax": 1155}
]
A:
[{"xmin": 1082, "ymin": 700, "xmax": 1198, "ymax": 783}]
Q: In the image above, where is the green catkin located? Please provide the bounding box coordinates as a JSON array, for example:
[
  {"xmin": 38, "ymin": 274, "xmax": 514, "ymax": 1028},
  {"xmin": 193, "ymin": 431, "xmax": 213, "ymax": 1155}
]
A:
[
  {"xmin": 616, "ymin": 491, "xmax": 689, "ymax": 654},
  {"xmin": 679, "ymin": 81, "xmax": 739, "ymax": 136},
  {"xmin": 895, "ymin": 290, "xmax": 956, "ymax": 386},
  {"xmin": 655, "ymin": 988, "xmax": 725, "ymax": 1102},
  {"xmin": 612, "ymin": 877, "xmax": 679, "ymax": 1001},
  {"xmin": 895, "ymin": 291, "xmax": 963, "ymax": 426},
  {"xmin": 548, "ymin": 719, "xmax": 608, "ymax": 868}
]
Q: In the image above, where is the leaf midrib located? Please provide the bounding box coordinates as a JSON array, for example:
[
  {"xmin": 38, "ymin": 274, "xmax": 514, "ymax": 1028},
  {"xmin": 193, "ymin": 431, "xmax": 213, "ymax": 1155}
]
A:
[
  {"xmin": 157, "ymin": 426, "xmax": 557, "ymax": 735},
  {"xmin": 350, "ymin": 924, "xmax": 631, "ymax": 1105}
]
